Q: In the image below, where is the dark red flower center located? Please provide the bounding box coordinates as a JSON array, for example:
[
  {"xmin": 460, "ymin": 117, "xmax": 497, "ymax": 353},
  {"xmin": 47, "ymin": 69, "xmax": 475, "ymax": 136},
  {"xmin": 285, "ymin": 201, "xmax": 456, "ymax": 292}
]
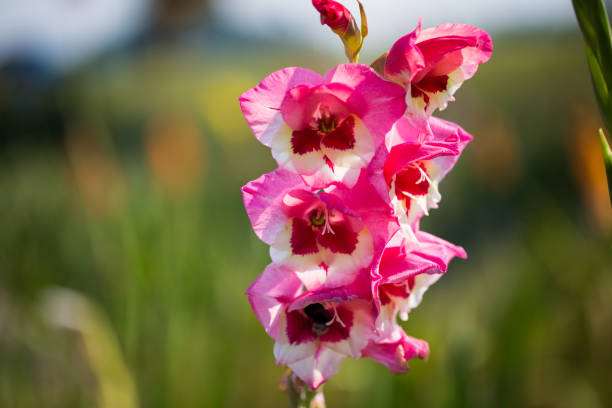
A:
[
  {"xmin": 394, "ymin": 162, "xmax": 431, "ymax": 206},
  {"xmin": 286, "ymin": 303, "xmax": 354, "ymax": 344},
  {"xmin": 290, "ymin": 114, "xmax": 356, "ymax": 156},
  {"xmin": 379, "ymin": 278, "xmax": 415, "ymax": 306},
  {"xmin": 289, "ymin": 207, "xmax": 359, "ymax": 256},
  {"xmin": 410, "ymin": 74, "xmax": 449, "ymax": 108},
  {"xmin": 310, "ymin": 208, "xmax": 326, "ymax": 227}
]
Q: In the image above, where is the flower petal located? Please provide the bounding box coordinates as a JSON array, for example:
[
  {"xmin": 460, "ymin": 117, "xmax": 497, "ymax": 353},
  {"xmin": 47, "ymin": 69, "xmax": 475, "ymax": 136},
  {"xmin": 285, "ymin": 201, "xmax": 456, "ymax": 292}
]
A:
[
  {"xmin": 288, "ymin": 346, "xmax": 345, "ymax": 390},
  {"xmin": 316, "ymin": 222, "xmax": 358, "ymax": 254},
  {"xmin": 363, "ymin": 326, "xmax": 429, "ymax": 373},
  {"xmin": 290, "ymin": 218, "xmax": 319, "ymax": 255},
  {"xmin": 242, "ymin": 169, "xmax": 304, "ymax": 245},
  {"xmin": 321, "ymin": 115, "xmax": 356, "ymax": 151},
  {"xmin": 240, "ymin": 67, "xmax": 323, "ymax": 146},
  {"xmin": 417, "ymin": 23, "xmax": 493, "ymax": 81},
  {"xmin": 428, "ymin": 117, "xmax": 473, "ymax": 181},
  {"xmin": 384, "ymin": 21, "xmax": 425, "ymax": 85},
  {"xmin": 291, "ymin": 128, "xmax": 322, "ymax": 155},
  {"xmin": 246, "ymin": 263, "xmax": 303, "ymax": 338},
  {"xmin": 324, "ymin": 63, "xmax": 407, "ymax": 142},
  {"xmin": 286, "ymin": 309, "xmax": 318, "ymax": 344}
]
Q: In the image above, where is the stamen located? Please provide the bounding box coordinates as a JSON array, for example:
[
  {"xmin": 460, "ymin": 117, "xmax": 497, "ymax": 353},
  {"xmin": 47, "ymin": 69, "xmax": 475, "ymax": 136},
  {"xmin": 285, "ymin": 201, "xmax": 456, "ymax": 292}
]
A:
[
  {"xmin": 397, "ymin": 163, "xmax": 438, "ymax": 215},
  {"xmin": 416, "ymin": 164, "xmax": 433, "ymax": 187},
  {"xmin": 417, "ymin": 163, "xmax": 441, "ymax": 204},
  {"xmin": 325, "ymin": 305, "xmax": 346, "ymax": 328},
  {"xmin": 321, "ymin": 207, "xmax": 335, "ymax": 235}
]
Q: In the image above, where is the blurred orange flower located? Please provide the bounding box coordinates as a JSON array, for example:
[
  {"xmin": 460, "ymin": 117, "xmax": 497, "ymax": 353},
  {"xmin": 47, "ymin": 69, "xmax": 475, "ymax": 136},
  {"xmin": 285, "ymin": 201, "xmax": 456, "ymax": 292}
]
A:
[
  {"xmin": 65, "ymin": 124, "xmax": 126, "ymax": 217},
  {"xmin": 145, "ymin": 114, "xmax": 205, "ymax": 197},
  {"xmin": 571, "ymin": 109, "xmax": 612, "ymax": 231}
]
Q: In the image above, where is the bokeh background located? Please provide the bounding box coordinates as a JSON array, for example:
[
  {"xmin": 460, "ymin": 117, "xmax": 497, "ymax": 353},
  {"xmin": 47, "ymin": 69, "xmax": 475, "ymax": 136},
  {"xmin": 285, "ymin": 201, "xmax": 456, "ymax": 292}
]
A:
[{"xmin": 1, "ymin": 1, "xmax": 611, "ymax": 407}]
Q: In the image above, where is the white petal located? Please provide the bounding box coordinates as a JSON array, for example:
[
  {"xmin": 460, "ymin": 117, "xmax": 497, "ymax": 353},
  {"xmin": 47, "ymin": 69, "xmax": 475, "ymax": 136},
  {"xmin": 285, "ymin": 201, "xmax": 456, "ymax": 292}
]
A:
[
  {"xmin": 274, "ymin": 341, "xmax": 318, "ymax": 365},
  {"xmin": 407, "ymin": 273, "xmax": 442, "ymax": 309}
]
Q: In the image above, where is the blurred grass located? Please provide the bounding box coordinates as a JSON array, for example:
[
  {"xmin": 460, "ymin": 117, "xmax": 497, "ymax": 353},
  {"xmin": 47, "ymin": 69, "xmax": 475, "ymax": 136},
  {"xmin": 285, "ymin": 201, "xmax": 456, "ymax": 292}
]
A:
[{"xmin": 0, "ymin": 28, "xmax": 611, "ymax": 408}]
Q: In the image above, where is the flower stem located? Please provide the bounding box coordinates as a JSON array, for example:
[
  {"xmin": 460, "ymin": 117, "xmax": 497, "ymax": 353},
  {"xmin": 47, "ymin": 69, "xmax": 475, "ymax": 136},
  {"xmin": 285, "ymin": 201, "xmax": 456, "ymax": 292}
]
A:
[{"xmin": 281, "ymin": 370, "xmax": 326, "ymax": 408}]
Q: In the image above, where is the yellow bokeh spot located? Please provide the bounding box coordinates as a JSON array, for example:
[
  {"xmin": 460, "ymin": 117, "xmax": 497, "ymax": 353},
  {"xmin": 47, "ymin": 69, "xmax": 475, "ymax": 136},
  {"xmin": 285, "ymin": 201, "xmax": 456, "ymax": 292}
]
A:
[{"xmin": 200, "ymin": 71, "xmax": 257, "ymax": 146}]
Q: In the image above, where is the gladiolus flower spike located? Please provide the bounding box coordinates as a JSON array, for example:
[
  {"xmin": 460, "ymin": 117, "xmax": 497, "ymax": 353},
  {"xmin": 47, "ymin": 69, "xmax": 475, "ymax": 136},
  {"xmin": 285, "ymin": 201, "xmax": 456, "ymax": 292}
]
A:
[{"xmin": 239, "ymin": 3, "xmax": 491, "ymax": 405}]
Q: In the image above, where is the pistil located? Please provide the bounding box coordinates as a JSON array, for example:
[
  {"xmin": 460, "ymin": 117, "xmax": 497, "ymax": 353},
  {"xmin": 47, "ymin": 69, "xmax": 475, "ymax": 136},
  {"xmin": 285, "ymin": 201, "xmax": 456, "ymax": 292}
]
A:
[{"xmin": 318, "ymin": 110, "xmax": 337, "ymax": 133}]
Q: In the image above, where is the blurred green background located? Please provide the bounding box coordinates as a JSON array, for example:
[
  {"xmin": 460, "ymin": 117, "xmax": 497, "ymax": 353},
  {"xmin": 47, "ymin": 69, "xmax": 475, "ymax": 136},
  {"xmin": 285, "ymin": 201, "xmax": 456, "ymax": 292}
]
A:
[{"xmin": 0, "ymin": 1, "xmax": 611, "ymax": 407}]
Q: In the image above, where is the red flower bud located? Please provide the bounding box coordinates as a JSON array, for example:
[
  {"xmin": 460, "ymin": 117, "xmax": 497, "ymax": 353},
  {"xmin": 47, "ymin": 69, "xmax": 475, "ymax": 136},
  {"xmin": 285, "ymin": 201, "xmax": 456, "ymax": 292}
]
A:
[{"xmin": 312, "ymin": 0, "xmax": 352, "ymax": 34}]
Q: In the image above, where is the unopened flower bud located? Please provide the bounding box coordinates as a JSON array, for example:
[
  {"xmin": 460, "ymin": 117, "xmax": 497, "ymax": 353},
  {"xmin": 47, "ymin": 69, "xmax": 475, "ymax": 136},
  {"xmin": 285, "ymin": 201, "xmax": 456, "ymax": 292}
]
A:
[
  {"xmin": 312, "ymin": 0, "xmax": 352, "ymax": 34},
  {"xmin": 311, "ymin": 0, "xmax": 367, "ymax": 62}
]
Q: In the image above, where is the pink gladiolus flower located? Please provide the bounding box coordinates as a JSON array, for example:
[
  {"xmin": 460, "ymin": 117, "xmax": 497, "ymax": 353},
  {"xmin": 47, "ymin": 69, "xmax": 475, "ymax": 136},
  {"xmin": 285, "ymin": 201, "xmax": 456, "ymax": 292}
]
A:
[
  {"xmin": 362, "ymin": 324, "xmax": 429, "ymax": 373},
  {"xmin": 312, "ymin": 0, "xmax": 352, "ymax": 34},
  {"xmin": 242, "ymin": 168, "xmax": 395, "ymax": 289},
  {"xmin": 370, "ymin": 229, "xmax": 466, "ymax": 334},
  {"xmin": 239, "ymin": 64, "xmax": 406, "ymax": 188},
  {"xmin": 373, "ymin": 117, "xmax": 473, "ymax": 238},
  {"xmin": 384, "ymin": 20, "xmax": 492, "ymax": 116},
  {"xmin": 247, "ymin": 263, "xmax": 374, "ymax": 390}
]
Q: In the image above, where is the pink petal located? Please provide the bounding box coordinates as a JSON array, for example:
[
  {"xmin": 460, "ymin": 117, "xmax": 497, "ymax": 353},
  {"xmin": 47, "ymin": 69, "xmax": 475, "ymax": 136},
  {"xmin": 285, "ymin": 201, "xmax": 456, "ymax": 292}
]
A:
[
  {"xmin": 414, "ymin": 229, "xmax": 468, "ymax": 263},
  {"xmin": 384, "ymin": 113, "xmax": 431, "ymax": 149},
  {"xmin": 413, "ymin": 36, "xmax": 476, "ymax": 82},
  {"xmin": 332, "ymin": 170, "xmax": 400, "ymax": 253},
  {"xmin": 376, "ymin": 233, "xmax": 446, "ymax": 284},
  {"xmin": 362, "ymin": 327, "xmax": 429, "ymax": 373},
  {"xmin": 417, "ymin": 23, "xmax": 493, "ymax": 81},
  {"xmin": 428, "ymin": 117, "xmax": 473, "ymax": 181},
  {"xmin": 287, "ymin": 271, "xmax": 371, "ymax": 312},
  {"xmin": 382, "ymin": 115, "xmax": 473, "ymax": 184},
  {"xmin": 323, "ymin": 63, "xmax": 407, "ymax": 142},
  {"xmin": 383, "ymin": 141, "xmax": 457, "ymax": 184},
  {"xmin": 370, "ymin": 229, "xmax": 466, "ymax": 312},
  {"xmin": 239, "ymin": 67, "xmax": 323, "ymax": 146},
  {"xmin": 282, "ymin": 189, "xmax": 320, "ymax": 219},
  {"xmin": 281, "ymin": 82, "xmax": 353, "ymax": 131},
  {"xmin": 242, "ymin": 169, "xmax": 304, "ymax": 245},
  {"xmin": 384, "ymin": 21, "xmax": 425, "ymax": 84},
  {"xmin": 246, "ymin": 263, "xmax": 303, "ymax": 338}
]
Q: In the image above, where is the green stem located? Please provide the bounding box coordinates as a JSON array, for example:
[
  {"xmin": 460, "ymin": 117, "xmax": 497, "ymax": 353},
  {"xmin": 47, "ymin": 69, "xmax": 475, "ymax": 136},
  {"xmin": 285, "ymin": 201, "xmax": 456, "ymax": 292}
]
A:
[{"xmin": 282, "ymin": 370, "xmax": 326, "ymax": 408}]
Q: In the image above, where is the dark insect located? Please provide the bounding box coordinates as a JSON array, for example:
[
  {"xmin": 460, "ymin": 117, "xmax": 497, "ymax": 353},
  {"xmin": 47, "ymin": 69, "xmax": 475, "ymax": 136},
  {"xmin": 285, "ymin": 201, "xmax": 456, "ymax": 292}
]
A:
[{"xmin": 304, "ymin": 303, "xmax": 333, "ymax": 335}]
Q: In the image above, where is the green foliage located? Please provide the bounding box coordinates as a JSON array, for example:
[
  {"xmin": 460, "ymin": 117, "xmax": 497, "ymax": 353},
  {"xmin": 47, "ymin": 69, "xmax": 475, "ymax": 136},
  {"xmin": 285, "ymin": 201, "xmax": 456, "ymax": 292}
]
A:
[{"xmin": 573, "ymin": 0, "xmax": 612, "ymax": 201}]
